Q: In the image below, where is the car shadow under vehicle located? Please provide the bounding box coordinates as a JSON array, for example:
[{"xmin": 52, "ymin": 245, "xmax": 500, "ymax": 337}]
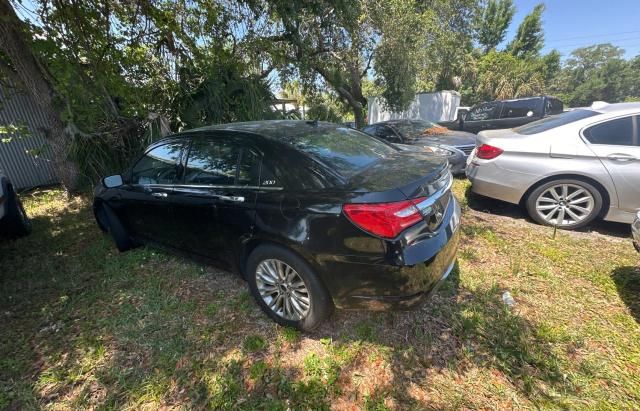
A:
[
  {"xmin": 611, "ymin": 266, "xmax": 640, "ymax": 323},
  {"xmin": 463, "ymin": 185, "xmax": 633, "ymax": 240}
]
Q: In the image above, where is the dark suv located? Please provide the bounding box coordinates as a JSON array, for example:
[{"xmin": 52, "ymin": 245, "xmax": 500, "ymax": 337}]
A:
[{"xmin": 439, "ymin": 96, "xmax": 563, "ymax": 134}]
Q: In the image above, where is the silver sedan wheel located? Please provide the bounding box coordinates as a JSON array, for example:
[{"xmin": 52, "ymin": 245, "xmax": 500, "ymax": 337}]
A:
[
  {"xmin": 255, "ymin": 259, "xmax": 310, "ymax": 321},
  {"xmin": 535, "ymin": 183, "xmax": 595, "ymax": 226}
]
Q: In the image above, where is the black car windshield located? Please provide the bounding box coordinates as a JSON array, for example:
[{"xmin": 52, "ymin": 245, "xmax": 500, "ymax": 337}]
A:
[
  {"xmin": 514, "ymin": 109, "xmax": 599, "ymax": 135},
  {"xmin": 280, "ymin": 127, "xmax": 398, "ymax": 178},
  {"xmin": 392, "ymin": 120, "xmax": 443, "ymax": 139}
]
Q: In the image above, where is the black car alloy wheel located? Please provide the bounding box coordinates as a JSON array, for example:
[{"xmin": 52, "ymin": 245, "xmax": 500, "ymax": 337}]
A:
[{"xmin": 247, "ymin": 244, "xmax": 333, "ymax": 331}]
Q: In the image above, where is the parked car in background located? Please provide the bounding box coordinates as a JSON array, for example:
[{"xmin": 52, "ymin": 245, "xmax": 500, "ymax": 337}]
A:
[
  {"xmin": 362, "ymin": 119, "xmax": 476, "ymax": 174},
  {"xmin": 632, "ymin": 211, "xmax": 640, "ymax": 252},
  {"xmin": 94, "ymin": 121, "xmax": 460, "ymax": 330},
  {"xmin": 0, "ymin": 171, "xmax": 31, "ymax": 238},
  {"xmin": 467, "ymin": 102, "xmax": 640, "ymax": 229},
  {"xmin": 439, "ymin": 96, "xmax": 564, "ymax": 134}
]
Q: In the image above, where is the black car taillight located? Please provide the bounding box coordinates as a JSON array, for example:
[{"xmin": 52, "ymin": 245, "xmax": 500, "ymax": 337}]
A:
[{"xmin": 343, "ymin": 197, "xmax": 428, "ymax": 239}]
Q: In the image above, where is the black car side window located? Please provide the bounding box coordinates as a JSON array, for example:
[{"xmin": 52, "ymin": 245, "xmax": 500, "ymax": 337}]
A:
[
  {"xmin": 238, "ymin": 148, "xmax": 261, "ymax": 187},
  {"xmin": 184, "ymin": 139, "xmax": 240, "ymax": 185},
  {"xmin": 467, "ymin": 102, "xmax": 499, "ymax": 121},
  {"xmin": 584, "ymin": 116, "xmax": 639, "ymax": 146},
  {"xmin": 500, "ymin": 99, "xmax": 540, "ymax": 119},
  {"xmin": 377, "ymin": 126, "xmax": 401, "ymax": 142},
  {"xmin": 131, "ymin": 142, "xmax": 183, "ymax": 185}
]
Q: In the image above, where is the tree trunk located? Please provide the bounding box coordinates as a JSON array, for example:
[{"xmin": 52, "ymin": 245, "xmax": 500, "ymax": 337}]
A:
[
  {"xmin": 0, "ymin": 0, "xmax": 80, "ymax": 193},
  {"xmin": 352, "ymin": 104, "xmax": 365, "ymax": 128}
]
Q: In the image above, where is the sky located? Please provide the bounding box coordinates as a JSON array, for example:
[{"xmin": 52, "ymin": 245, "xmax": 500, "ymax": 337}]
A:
[{"xmin": 504, "ymin": 0, "xmax": 640, "ymax": 59}]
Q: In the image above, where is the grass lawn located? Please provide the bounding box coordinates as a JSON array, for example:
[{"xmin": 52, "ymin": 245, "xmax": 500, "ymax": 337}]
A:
[{"xmin": 1, "ymin": 180, "xmax": 639, "ymax": 409}]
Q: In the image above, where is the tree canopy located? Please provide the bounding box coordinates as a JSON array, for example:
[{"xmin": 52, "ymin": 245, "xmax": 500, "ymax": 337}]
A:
[{"xmin": 2, "ymin": 0, "xmax": 640, "ymax": 192}]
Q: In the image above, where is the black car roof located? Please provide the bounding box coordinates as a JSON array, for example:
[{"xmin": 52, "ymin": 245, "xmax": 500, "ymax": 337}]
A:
[
  {"xmin": 150, "ymin": 120, "xmax": 350, "ymax": 149},
  {"xmin": 191, "ymin": 120, "xmax": 344, "ymax": 139}
]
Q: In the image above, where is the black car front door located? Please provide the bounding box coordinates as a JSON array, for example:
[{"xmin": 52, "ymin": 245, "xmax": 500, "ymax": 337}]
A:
[{"xmin": 117, "ymin": 141, "xmax": 185, "ymax": 246}]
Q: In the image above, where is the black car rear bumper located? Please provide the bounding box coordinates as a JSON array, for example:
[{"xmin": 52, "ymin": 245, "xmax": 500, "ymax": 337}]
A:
[{"xmin": 322, "ymin": 197, "xmax": 461, "ymax": 310}]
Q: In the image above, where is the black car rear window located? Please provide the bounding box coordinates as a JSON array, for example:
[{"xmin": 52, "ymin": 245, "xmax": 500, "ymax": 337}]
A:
[
  {"xmin": 514, "ymin": 109, "xmax": 599, "ymax": 135},
  {"xmin": 279, "ymin": 127, "xmax": 397, "ymax": 178}
]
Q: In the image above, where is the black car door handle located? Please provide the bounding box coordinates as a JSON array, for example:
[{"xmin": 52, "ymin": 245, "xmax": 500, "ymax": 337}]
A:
[
  {"xmin": 218, "ymin": 195, "xmax": 244, "ymax": 203},
  {"xmin": 151, "ymin": 192, "xmax": 168, "ymax": 198}
]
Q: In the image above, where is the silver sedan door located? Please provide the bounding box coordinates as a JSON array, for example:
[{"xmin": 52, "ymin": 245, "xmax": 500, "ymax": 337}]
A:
[{"xmin": 583, "ymin": 115, "xmax": 640, "ymax": 215}]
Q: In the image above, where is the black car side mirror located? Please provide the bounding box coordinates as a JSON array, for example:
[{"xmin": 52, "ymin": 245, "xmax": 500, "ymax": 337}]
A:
[{"xmin": 103, "ymin": 175, "xmax": 124, "ymax": 188}]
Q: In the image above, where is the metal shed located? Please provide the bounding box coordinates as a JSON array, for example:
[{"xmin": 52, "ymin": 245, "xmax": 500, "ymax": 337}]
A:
[{"xmin": 0, "ymin": 83, "xmax": 58, "ymax": 190}]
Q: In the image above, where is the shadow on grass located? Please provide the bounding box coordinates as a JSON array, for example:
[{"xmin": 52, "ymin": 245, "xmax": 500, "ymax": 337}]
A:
[
  {"xmin": 1, "ymin": 195, "xmax": 574, "ymax": 409},
  {"xmin": 611, "ymin": 265, "xmax": 640, "ymax": 323},
  {"xmin": 310, "ymin": 265, "xmax": 572, "ymax": 408}
]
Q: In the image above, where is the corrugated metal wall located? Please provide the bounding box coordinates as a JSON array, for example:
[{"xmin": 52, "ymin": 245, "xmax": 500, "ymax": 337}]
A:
[{"xmin": 0, "ymin": 83, "xmax": 58, "ymax": 190}]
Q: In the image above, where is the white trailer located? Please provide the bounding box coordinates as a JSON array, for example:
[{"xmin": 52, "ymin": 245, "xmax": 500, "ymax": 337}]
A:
[{"xmin": 367, "ymin": 91, "xmax": 461, "ymax": 124}]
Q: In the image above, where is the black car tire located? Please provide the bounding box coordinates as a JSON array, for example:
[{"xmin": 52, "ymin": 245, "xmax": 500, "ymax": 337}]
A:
[
  {"xmin": 526, "ymin": 178, "xmax": 603, "ymax": 230},
  {"xmin": 98, "ymin": 203, "xmax": 134, "ymax": 252},
  {"xmin": 93, "ymin": 202, "xmax": 110, "ymax": 233},
  {"xmin": 2, "ymin": 188, "xmax": 32, "ymax": 238},
  {"xmin": 246, "ymin": 244, "xmax": 333, "ymax": 331}
]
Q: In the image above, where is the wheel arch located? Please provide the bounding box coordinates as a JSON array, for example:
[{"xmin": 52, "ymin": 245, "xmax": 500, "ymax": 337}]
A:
[
  {"xmin": 519, "ymin": 173, "xmax": 611, "ymax": 217},
  {"xmin": 238, "ymin": 237, "xmax": 328, "ymax": 289}
]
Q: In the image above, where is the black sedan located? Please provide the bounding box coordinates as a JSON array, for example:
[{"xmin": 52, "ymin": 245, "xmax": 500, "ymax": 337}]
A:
[
  {"xmin": 362, "ymin": 120, "xmax": 476, "ymax": 174},
  {"xmin": 93, "ymin": 121, "xmax": 461, "ymax": 330}
]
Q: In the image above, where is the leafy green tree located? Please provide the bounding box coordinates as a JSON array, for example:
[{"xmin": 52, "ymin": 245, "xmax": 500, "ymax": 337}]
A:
[
  {"xmin": 475, "ymin": 51, "xmax": 545, "ymax": 101},
  {"xmin": 553, "ymin": 44, "xmax": 639, "ymax": 106},
  {"xmin": 475, "ymin": 0, "xmax": 515, "ymax": 53},
  {"xmin": 507, "ymin": 3, "xmax": 545, "ymax": 58}
]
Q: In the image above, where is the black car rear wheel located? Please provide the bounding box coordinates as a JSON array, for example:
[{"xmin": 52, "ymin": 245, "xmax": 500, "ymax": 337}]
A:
[
  {"xmin": 2, "ymin": 188, "xmax": 31, "ymax": 238},
  {"xmin": 246, "ymin": 244, "xmax": 333, "ymax": 331}
]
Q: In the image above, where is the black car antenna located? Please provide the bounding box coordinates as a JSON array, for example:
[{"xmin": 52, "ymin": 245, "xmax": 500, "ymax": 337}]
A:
[{"xmin": 306, "ymin": 119, "xmax": 319, "ymax": 126}]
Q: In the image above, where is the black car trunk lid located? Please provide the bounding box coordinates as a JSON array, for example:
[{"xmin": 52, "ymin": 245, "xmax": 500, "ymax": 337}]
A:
[{"xmin": 343, "ymin": 151, "xmax": 449, "ymax": 202}]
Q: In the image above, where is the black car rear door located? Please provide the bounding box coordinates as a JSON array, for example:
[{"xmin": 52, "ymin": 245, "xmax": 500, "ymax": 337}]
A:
[{"xmin": 170, "ymin": 133, "xmax": 259, "ymax": 268}]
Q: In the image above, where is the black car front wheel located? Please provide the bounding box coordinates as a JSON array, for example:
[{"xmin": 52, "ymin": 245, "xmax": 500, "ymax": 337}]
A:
[
  {"xmin": 246, "ymin": 244, "xmax": 333, "ymax": 331},
  {"xmin": 2, "ymin": 188, "xmax": 31, "ymax": 238},
  {"xmin": 95, "ymin": 203, "xmax": 135, "ymax": 252}
]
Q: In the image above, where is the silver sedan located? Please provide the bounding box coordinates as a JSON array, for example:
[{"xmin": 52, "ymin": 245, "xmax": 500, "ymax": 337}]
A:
[{"xmin": 466, "ymin": 102, "xmax": 640, "ymax": 229}]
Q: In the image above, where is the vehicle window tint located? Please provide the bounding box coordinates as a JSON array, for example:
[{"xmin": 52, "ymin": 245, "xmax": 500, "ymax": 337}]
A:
[
  {"xmin": 131, "ymin": 142, "xmax": 183, "ymax": 185},
  {"xmin": 584, "ymin": 116, "xmax": 639, "ymax": 146},
  {"xmin": 184, "ymin": 139, "xmax": 239, "ymax": 185},
  {"xmin": 375, "ymin": 125, "xmax": 402, "ymax": 142},
  {"xmin": 278, "ymin": 127, "xmax": 397, "ymax": 178},
  {"xmin": 545, "ymin": 98, "xmax": 563, "ymax": 115},
  {"xmin": 237, "ymin": 148, "xmax": 261, "ymax": 186},
  {"xmin": 258, "ymin": 157, "xmax": 280, "ymax": 187},
  {"xmin": 362, "ymin": 125, "xmax": 396, "ymax": 142},
  {"xmin": 361, "ymin": 126, "xmax": 376, "ymax": 136},
  {"xmin": 467, "ymin": 102, "xmax": 500, "ymax": 121},
  {"xmin": 500, "ymin": 98, "xmax": 540, "ymax": 119},
  {"xmin": 514, "ymin": 109, "xmax": 599, "ymax": 135}
]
